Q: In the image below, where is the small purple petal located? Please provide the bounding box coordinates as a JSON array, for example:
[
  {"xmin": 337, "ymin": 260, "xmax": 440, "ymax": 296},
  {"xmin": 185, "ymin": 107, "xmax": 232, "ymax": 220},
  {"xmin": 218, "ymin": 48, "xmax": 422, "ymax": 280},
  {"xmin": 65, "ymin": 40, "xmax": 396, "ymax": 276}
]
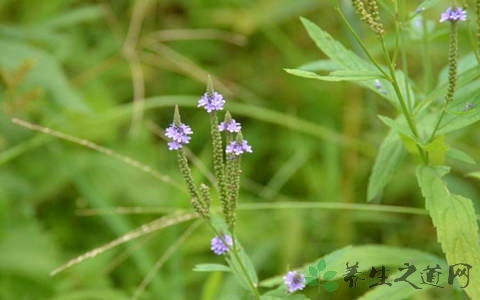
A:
[
  {"xmin": 218, "ymin": 119, "xmax": 242, "ymax": 133},
  {"xmin": 283, "ymin": 271, "xmax": 306, "ymax": 293},
  {"xmin": 226, "ymin": 139, "xmax": 253, "ymax": 156},
  {"xmin": 198, "ymin": 91, "xmax": 226, "ymax": 113},
  {"xmin": 211, "ymin": 235, "xmax": 233, "ymax": 255},
  {"xmin": 165, "ymin": 122, "xmax": 193, "ymax": 151},
  {"xmin": 440, "ymin": 7, "xmax": 467, "ymax": 23},
  {"xmin": 168, "ymin": 141, "xmax": 183, "ymax": 150}
]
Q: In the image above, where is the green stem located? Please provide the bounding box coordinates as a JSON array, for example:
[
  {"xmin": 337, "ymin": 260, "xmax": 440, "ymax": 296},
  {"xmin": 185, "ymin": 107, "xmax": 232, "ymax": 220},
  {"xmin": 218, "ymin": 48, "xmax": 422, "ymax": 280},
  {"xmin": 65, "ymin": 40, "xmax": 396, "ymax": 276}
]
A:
[
  {"xmin": 335, "ymin": 6, "xmax": 390, "ymax": 79},
  {"xmin": 379, "ymin": 38, "xmax": 428, "ymax": 163},
  {"xmin": 207, "ymin": 223, "xmax": 260, "ymax": 299}
]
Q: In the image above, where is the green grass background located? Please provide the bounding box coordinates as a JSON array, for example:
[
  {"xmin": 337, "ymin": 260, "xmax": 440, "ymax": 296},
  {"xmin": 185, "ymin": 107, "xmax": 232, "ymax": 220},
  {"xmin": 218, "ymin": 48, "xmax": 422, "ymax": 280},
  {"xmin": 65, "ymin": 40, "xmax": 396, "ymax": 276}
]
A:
[{"xmin": 0, "ymin": 0, "xmax": 478, "ymax": 299}]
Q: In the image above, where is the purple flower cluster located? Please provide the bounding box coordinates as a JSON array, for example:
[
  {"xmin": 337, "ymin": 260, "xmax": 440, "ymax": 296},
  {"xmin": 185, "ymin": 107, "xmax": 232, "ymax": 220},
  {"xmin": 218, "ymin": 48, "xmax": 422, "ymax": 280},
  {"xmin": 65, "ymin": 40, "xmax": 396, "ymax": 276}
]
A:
[
  {"xmin": 165, "ymin": 122, "xmax": 193, "ymax": 150},
  {"xmin": 211, "ymin": 235, "xmax": 233, "ymax": 255},
  {"xmin": 218, "ymin": 119, "xmax": 242, "ymax": 133},
  {"xmin": 440, "ymin": 7, "xmax": 467, "ymax": 23},
  {"xmin": 226, "ymin": 140, "xmax": 252, "ymax": 156},
  {"xmin": 198, "ymin": 91, "xmax": 226, "ymax": 113},
  {"xmin": 283, "ymin": 271, "xmax": 306, "ymax": 293}
]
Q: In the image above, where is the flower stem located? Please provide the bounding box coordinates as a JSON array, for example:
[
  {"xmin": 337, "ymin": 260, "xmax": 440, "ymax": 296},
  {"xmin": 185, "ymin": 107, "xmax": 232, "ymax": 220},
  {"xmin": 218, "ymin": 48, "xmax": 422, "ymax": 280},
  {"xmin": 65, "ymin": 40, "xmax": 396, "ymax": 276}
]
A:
[
  {"xmin": 429, "ymin": 21, "xmax": 458, "ymax": 142},
  {"xmin": 207, "ymin": 223, "xmax": 260, "ymax": 299}
]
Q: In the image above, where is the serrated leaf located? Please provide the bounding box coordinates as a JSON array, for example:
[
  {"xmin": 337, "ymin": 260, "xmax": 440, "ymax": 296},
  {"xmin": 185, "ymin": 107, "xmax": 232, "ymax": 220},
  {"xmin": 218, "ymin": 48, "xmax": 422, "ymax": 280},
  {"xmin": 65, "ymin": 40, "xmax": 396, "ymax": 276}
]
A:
[
  {"xmin": 317, "ymin": 259, "xmax": 326, "ymax": 271},
  {"xmin": 447, "ymin": 148, "xmax": 476, "ymax": 164},
  {"xmin": 305, "ymin": 276, "xmax": 317, "ymax": 286},
  {"xmin": 367, "ymin": 130, "xmax": 406, "ymax": 201},
  {"xmin": 308, "ymin": 266, "xmax": 318, "ymax": 277},
  {"xmin": 417, "ymin": 166, "xmax": 480, "ymax": 299},
  {"xmin": 322, "ymin": 270, "xmax": 337, "ymax": 280},
  {"xmin": 323, "ymin": 281, "xmax": 339, "ymax": 292},
  {"xmin": 193, "ymin": 263, "xmax": 231, "ymax": 272}
]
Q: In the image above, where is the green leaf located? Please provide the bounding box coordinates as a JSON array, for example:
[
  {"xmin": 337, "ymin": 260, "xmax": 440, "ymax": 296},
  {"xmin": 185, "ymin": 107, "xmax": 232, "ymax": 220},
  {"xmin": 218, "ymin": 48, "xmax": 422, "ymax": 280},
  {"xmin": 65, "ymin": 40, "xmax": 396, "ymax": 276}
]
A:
[
  {"xmin": 467, "ymin": 172, "xmax": 480, "ymax": 180},
  {"xmin": 317, "ymin": 259, "xmax": 326, "ymax": 271},
  {"xmin": 322, "ymin": 270, "xmax": 337, "ymax": 280},
  {"xmin": 285, "ymin": 68, "xmax": 381, "ymax": 82},
  {"xmin": 308, "ymin": 266, "xmax": 318, "ymax": 277},
  {"xmin": 447, "ymin": 148, "xmax": 476, "ymax": 164},
  {"xmin": 305, "ymin": 276, "xmax": 317, "ymax": 286},
  {"xmin": 367, "ymin": 130, "xmax": 406, "ymax": 201},
  {"xmin": 298, "ymin": 18, "xmax": 414, "ymax": 108},
  {"xmin": 423, "ymin": 135, "xmax": 448, "ymax": 165},
  {"xmin": 323, "ymin": 281, "xmax": 339, "ymax": 292},
  {"xmin": 297, "ymin": 59, "xmax": 339, "ymax": 72},
  {"xmin": 416, "ymin": 166, "xmax": 480, "ymax": 299},
  {"xmin": 193, "ymin": 264, "xmax": 231, "ymax": 272},
  {"xmin": 378, "ymin": 115, "xmax": 416, "ymax": 140}
]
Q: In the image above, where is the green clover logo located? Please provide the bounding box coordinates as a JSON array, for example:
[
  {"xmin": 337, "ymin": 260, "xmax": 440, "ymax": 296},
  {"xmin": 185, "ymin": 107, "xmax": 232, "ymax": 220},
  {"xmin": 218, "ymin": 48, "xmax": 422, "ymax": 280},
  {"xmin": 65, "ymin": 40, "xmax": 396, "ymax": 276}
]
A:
[{"xmin": 304, "ymin": 259, "xmax": 339, "ymax": 293}]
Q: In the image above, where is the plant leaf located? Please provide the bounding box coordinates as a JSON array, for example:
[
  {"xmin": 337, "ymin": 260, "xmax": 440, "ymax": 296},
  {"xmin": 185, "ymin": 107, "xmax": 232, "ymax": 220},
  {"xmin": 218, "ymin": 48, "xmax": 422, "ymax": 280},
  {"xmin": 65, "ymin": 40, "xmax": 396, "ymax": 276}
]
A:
[
  {"xmin": 193, "ymin": 264, "xmax": 231, "ymax": 272},
  {"xmin": 367, "ymin": 130, "xmax": 406, "ymax": 201},
  {"xmin": 416, "ymin": 165, "xmax": 480, "ymax": 299},
  {"xmin": 447, "ymin": 148, "xmax": 476, "ymax": 165}
]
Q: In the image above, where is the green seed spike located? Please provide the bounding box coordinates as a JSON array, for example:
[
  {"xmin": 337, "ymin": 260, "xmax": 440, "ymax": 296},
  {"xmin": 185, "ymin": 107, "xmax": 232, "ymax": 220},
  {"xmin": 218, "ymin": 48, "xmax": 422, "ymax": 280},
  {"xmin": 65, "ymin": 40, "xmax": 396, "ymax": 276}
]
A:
[
  {"xmin": 199, "ymin": 183, "xmax": 211, "ymax": 218},
  {"xmin": 445, "ymin": 21, "xmax": 458, "ymax": 103},
  {"xmin": 206, "ymin": 74, "xmax": 215, "ymax": 96},
  {"xmin": 176, "ymin": 149, "xmax": 205, "ymax": 218},
  {"xmin": 236, "ymin": 131, "xmax": 244, "ymax": 142},
  {"xmin": 224, "ymin": 111, "xmax": 233, "ymax": 123},
  {"xmin": 210, "ymin": 112, "xmax": 228, "ymax": 216},
  {"xmin": 173, "ymin": 104, "xmax": 181, "ymax": 125},
  {"xmin": 226, "ymin": 150, "xmax": 241, "ymax": 233}
]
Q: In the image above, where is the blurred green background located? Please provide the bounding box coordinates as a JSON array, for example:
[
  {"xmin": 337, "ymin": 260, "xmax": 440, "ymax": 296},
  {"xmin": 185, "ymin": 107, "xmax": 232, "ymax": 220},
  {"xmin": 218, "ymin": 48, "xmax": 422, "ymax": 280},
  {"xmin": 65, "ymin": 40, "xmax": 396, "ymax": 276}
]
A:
[{"xmin": 1, "ymin": 0, "xmax": 479, "ymax": 299}]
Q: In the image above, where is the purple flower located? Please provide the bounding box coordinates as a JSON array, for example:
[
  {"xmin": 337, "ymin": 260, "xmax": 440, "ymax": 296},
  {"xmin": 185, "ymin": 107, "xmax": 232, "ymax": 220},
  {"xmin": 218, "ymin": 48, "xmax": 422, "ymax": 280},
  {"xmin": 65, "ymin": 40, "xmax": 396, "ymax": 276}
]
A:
[
  {"xmin": 165, "ymin": 122, "xmax": 193, "ymax": 150},
  {"xmin": 218, "ymin": 119, "xmax": 242, "ymax": 133},
  {"xmin": 440, "ymin": 7, "xmax": 467, "ymax": 23},
  {"xmin": 211, "ymin": 235, "xmax": 233, "ymax": 255},
  {"xmin": 226, "ymin": 140, "xmax": 252, "ymax": 156},
  {"xmin": 283, "ymin": 271, "xmax": 306, "ymax": 293},
  {"xmin": 198, "ymin": 91, "xmax": 226, "ymax": 113},
  {"xmin": 374, "ymin": 79, "xmax": 382, "ymax": 90}
]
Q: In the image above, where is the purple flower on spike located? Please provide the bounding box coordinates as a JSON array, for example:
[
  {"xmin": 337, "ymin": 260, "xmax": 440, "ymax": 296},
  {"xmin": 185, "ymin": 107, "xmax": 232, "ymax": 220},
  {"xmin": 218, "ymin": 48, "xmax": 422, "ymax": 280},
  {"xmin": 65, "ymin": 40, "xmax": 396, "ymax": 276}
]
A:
[
  {"xmin": 283, "ymin": 271, "xmax": 306, "ymax": 293},
  {"xmin": 198, "ymin": 91, "xmax": 226, "ymax": 113},
  {"xmin": 218, "ymin": 119, "xmax": 242, "ymax": 133},
  {"xmin": 226, "ymin": 140, "xmax": 252, "ymax": 156},
  {"xmin": 165, "ymin": 122, "xmax": 193, "ymax": 151},
  {"xmin": 440, "ymin": 7, "xmax": 467, "ymax": 23},
  {"xmin": 211, "ymin": 235, "xmax": 233, "ymax": 255}
]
